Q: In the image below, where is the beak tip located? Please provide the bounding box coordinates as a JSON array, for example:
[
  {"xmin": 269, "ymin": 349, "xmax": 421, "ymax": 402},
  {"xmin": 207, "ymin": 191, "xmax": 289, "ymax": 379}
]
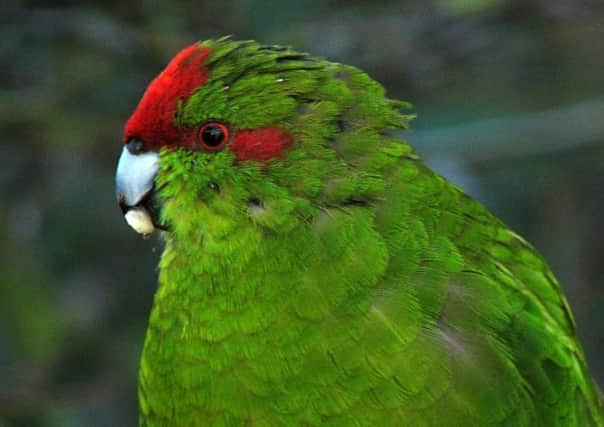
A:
[{"xmin": 124, "ymin": 208, "xmax": 156, "ymax": 235}]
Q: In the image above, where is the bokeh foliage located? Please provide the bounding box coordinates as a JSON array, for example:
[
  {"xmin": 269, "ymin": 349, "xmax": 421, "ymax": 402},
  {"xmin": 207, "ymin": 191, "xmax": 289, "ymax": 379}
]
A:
[{"xmin": 1, "ymin": 0, "xmax": 603, "ymax": 425}]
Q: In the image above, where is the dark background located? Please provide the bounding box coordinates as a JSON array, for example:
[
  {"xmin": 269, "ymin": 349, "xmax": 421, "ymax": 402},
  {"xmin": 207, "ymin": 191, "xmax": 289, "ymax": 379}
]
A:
[{"xmin": 1, "ymin": 0, "xmax": 603, "ymax": 425}]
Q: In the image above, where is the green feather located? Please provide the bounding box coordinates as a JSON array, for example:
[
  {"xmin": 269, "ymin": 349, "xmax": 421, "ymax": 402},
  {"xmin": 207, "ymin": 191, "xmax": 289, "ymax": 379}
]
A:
[{"xmin": 131, "ymin": 38, "xmax": 603, "ymax": 426}]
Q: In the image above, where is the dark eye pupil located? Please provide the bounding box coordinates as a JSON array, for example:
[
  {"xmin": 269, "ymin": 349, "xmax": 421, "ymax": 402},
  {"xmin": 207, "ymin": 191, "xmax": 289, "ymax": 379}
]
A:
[{"xmin": 201, "ymin": 125, "xmax": 225, "ymax": 146}]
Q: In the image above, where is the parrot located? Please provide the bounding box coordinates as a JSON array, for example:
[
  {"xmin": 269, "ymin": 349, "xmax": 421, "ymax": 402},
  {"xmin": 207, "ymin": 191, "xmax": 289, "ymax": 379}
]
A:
[{"xmin": 115, "ymin": 37, "xmax": 604, "ymax": 426}]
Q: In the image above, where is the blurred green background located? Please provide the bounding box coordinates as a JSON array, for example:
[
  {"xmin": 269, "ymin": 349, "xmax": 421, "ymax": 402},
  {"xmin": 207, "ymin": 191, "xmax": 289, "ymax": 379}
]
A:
[{"xmin": 1, "ymin": 0, "xmax": 603, "ymax": 425}]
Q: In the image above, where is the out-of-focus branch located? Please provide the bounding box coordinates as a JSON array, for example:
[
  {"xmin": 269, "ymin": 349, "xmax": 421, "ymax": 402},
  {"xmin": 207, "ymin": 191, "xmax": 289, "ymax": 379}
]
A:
[{"xmin": 409, "ymin": 98, "xmax": 604, "ymax": 164}]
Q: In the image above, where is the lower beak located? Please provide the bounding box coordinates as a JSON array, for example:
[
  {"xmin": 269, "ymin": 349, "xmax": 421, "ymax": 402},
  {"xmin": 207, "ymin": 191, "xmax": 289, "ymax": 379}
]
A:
[{"xmin": 115, "ymin": 146, "xmax": 161, "ymax": 235}]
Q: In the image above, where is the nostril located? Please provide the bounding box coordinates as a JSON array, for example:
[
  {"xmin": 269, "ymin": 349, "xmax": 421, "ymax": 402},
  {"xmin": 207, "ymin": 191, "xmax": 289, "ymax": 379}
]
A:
[{"xmin": 126, "ymin": 138, "xmax": 147, "ymax": 155}]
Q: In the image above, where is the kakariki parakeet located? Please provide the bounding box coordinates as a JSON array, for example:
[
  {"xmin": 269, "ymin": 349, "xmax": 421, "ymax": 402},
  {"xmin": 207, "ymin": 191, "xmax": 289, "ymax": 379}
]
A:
[{"xmin": 115, "ymin": 38, "xmax": 603, "ymax": 426}]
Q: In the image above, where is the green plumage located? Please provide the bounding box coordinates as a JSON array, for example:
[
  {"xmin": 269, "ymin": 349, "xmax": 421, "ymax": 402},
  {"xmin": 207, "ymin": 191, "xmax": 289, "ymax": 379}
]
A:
[{"xmin": 136, "ymin": 38, "xmax": 603, "ymax": 426}]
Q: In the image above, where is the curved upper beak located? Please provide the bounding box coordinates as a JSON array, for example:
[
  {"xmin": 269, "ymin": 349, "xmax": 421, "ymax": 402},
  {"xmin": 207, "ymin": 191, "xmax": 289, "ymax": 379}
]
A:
[{"xmin": 115, "ymin": 146, "xmax": 160, "ymax": 234}]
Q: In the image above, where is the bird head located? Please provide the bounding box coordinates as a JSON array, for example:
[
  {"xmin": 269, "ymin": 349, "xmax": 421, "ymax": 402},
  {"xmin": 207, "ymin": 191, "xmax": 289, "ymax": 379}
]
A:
[{"xmin": 116, "ymin": 38, "xmax": 413, "ymax": 241}]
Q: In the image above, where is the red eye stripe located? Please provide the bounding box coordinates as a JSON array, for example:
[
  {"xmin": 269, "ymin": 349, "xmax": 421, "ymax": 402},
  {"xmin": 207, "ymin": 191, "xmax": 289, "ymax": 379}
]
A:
[{"xmin": 229, "ymin": 127, "xmax": 293, "ymax": 162}]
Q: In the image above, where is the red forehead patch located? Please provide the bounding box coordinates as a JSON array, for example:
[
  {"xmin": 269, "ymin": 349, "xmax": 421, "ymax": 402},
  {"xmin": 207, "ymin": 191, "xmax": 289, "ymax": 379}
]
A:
[{"xmin": 123, "ymin": 43, "xmax": 210, "ymax": 148}]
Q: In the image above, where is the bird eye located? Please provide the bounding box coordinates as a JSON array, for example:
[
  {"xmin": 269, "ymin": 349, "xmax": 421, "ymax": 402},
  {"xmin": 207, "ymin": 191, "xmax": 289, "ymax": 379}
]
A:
[{"xmin": 197, "ymin": 122, "xmax": 229, "ymax": 151}]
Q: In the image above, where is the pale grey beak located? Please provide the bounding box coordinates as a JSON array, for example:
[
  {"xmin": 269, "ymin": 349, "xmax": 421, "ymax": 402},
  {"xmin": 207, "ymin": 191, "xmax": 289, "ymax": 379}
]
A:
[
  {"xmin": 116, "ymin": 146, "xmax": 159, "ymax": 207},
  {"xmin": 115, "ymin": 145, "xmax": 160, "ymax": 235}
]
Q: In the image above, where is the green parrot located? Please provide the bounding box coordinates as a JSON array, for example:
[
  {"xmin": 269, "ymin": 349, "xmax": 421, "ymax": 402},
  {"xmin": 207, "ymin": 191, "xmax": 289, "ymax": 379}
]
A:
[{"xmin": 115, "ymin": 37, "xmax": 603, "ymax": 426}]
